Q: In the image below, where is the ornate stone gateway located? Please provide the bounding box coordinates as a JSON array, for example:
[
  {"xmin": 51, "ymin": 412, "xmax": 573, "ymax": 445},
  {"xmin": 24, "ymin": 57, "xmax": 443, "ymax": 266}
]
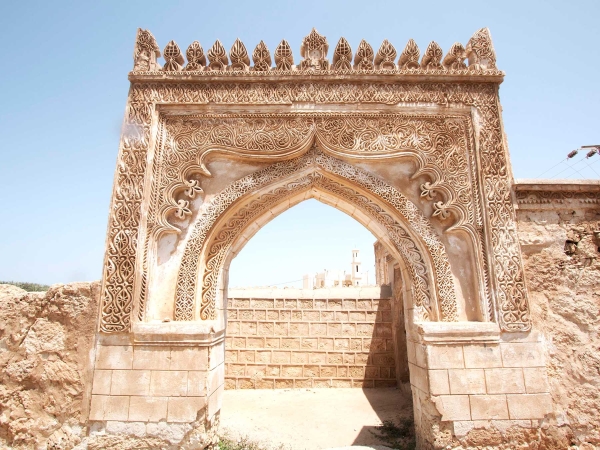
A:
[{"xmin": 90, "ymin": 28, "xmax": 552, "ymax": 448}]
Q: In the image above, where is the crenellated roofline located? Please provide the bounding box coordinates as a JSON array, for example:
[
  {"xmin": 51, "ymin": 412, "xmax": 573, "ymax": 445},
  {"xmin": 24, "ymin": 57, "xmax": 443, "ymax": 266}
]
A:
[{"xmin": 129, "ymin": 27, "xmax": 504, "ymax": 83}]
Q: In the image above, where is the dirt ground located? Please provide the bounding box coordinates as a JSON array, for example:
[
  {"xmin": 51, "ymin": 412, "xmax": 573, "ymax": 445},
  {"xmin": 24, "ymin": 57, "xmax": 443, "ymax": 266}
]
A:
[{"xmin": 220, "ymin": 387, "xmax": 413, "ymax": 450}]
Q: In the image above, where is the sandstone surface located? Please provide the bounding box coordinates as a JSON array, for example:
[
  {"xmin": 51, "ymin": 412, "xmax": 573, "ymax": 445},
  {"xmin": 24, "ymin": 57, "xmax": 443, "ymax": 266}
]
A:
[
  {"xmin": 517, "ymin": 209, "xmax": 600, "ymax": 447},
  {"xmin": 0, "ymin": 282, "xmax": 99, "ymax": 449}
]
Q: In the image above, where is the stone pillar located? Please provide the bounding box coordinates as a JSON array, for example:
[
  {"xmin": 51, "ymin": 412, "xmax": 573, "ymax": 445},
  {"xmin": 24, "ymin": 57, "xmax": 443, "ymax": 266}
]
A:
[
  {"xmin": 88, "ymin": 323, "xmax": 224, "ymax": 447},
  {"xmin": 407, "ymin": 322, "xmax": 552, "ymax": 447}
]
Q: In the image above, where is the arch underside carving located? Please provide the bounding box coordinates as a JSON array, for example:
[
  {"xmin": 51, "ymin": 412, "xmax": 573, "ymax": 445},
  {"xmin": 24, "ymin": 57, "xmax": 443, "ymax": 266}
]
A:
[
  {"xmin": 177, "ymin": 149, "xmax": 457, "ymax": 322},
  {"xmin": 100, "ymin": 81, "xmax": 531, "ymax": 333}
]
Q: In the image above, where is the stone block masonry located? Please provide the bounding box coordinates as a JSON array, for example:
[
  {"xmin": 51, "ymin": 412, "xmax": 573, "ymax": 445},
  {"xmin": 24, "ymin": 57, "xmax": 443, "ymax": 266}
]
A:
[
  {"xmin": 90, "ymin": 344, "xmax": 210, "ymax": 421},
  {"xmin": 406, "ymin": 321, "xmax": 554, "ymax": 445},
  {"xmin": 86, "ymin": 326, "xmax": 224, "ymax": 447},
  {"xmin": 225, "ymin": 287, "xmax": 397, "ymax": 389}
]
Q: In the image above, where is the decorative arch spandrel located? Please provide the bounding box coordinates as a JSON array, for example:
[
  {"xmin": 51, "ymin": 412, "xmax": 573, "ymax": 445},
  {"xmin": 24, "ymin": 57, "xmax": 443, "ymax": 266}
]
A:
[{"xmin": 175, "ymin": 149, "xmax": 458, "ymax": 323}]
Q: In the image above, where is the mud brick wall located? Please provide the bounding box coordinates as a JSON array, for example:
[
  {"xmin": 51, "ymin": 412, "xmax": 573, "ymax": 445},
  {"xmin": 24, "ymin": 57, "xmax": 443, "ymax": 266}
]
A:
[{"xmin": 224, "ymin": 288, "xmax": 397, "ymax": 389}]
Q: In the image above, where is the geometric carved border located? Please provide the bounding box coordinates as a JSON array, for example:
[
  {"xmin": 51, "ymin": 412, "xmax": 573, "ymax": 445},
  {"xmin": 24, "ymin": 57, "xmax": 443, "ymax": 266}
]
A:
[
  {"xmin": 515, "ymin": 185, "xmax": 600, "ymax": 209},
  {"xmin": 100, "ymin": 80, "xmax": 530, "ymax": 333}
]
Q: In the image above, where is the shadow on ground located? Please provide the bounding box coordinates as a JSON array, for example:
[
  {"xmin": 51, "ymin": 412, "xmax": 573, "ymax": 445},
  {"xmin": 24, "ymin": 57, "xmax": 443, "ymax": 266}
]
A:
[{"xmin": 351, "ymin": 387, "xmax": 413, "ymax": 448}]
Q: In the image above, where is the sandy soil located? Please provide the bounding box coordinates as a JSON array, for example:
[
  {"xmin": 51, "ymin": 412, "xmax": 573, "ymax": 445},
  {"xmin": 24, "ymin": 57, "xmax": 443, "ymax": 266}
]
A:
[{"xmin": 220, "ymin": 387, "xmax": 413, "ymax": 450}]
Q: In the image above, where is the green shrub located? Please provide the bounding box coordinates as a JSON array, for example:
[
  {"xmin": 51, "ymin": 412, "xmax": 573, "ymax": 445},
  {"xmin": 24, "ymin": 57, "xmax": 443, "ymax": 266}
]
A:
[
  {"xmin": 217, "ymin": 435, "xmax": 288, "ymax": 450},
  {"xmin": 0, "ymin": 281, "xmax": 50, "ymax": 292},
  {"xmin": 371, "ymin": 418, "xmax": 416, "ymax": 450}
]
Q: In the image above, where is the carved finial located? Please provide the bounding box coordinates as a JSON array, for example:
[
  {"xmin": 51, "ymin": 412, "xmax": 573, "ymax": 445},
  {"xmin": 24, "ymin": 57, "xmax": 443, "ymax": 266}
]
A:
[
  {"xmin": 354, "ymin": 40, "xmax": 374, "ymax": 70},
  {"xmin": 421, "ymin": 41, "xmax": 443, "ymax": 70},
  {"xmin": 442, "ymin": 42, "xmax": 467, "ymax": 70},
  {"xmin": 374, "ymin": 40, "xmax": 397, "ymax": 70},
  {"xmin": 229, "ymin": 38, "xmax": 250, "ymax": 71},
  {"xmin": 332, "ymin": 37, "xmax": 352, "ymax": 70},
  {"xmin": 252, "ymin": 41, "xmax": 272, "ymax": 71},
  {"xmin": 466, "ymin": 28, "xmax": 497, "ymax": 70},
  {"xmin": 163, "ymin": 41, "xmax": 184, "ymax": 71},
  {"xmin": 133, "ymin": 28, "xmax": 161, "ymax": 71},
  {"xmin": 299, "ymin": 28, "xmax": 329, "ymax": 70},
  {"xmin": 274, "ymin": 40, "xmax": 294, "ymax": 71},
  {"xmin": 207, "ymin": 40, "xmax": 228, "ymax": 71},
  {"xmin": 398, "ymin": 39, "xmax": 420, "ymax": 70},
  {"xmin": 185, "ymin": 41, "xmax": 206, "ymax": 71}
]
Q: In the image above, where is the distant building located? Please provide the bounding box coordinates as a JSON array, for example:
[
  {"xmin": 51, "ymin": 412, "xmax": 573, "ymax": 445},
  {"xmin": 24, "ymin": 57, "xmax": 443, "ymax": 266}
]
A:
[{"xmin": 303, "ymin": 249, "xmax": 370, "ymax": 288}]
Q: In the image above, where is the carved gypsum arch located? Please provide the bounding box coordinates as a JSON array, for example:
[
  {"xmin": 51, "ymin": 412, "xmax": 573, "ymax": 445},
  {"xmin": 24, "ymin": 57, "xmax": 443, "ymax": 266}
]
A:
[
  {"xmin": 199, "ymin": 171, "xmax": 435, "ymax": 322},
  {"xmin": 175, "ymin": 149, "xmax": 457, "ymax": 322},
  {"xmin": 144, "ymin": 112, "xmax": 487, "ymax": 323},
  {"xmin": 101, "ymin": 81, "xmax": 528, "ymax": 333}
]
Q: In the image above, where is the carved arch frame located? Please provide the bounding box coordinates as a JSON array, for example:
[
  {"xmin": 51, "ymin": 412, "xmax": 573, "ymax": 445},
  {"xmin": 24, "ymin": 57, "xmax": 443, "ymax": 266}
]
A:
[
  {"xmin": 99, "ymin": 78, "xmax": 531, "ymax": 334},
  {"xmin": 176, "ymin": 150, "xmax": 458, "ymax": 324}
]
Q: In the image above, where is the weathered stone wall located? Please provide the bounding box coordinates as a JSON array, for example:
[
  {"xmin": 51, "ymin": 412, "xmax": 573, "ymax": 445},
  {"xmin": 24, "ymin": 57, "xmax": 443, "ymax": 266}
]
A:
[
  {"xmin": 0, "ymin": 282, "xmax": 221, "ymax": 449},
  {"xmin": 0, "ymin": 282, "xmax": 99, "ymax": 449},
  {"xmin": 515, "ymin": 190, "xmax": 600, "ymax": 447},
  {"xmin": 435, "ymin": 183, "xmax": 600, "ymax": 449},
  {"xmin": 225, "ymin": 287, "xmax": 398, "ymax": 389}
]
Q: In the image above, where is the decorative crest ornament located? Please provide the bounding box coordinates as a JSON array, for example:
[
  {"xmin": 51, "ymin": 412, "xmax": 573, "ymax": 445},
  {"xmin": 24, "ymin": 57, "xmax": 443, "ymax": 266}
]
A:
[
  {"xmin": 129, "ymin": 28, "xmax": 503, "ymax": 75},
  {"xmin": 374, "ymin": 40, "xmax": 397, "ymax": 70},
  {"xmin": 398, "ymin": 39, "xmax": 420, "ymax": 69},
  {"xmin": 353, "ymin": 39, "xmax": 374, "ymax": 70},
  {"xmin": 274, "ymin": 40, "xmax": 294, "ymax": 70},
  {"xmin": 229, "ymin": 38, "xmax": 250, "ymax": 71},
  {"xmin": 162, "ymin": 40, "xmax": 184, "ymax": 71},
  {"xmin": 332, "ymin": 37, "xmax": 352, "ymax": 70},
  {"xmin": 421, "ymin": 41, "xmax": 444, "ymax": 70},
  {"xmin": 299, "ymin": 28, "xmax": 329, "ymax": 70},
  {"xmin": 252, "ymin": 41, "xmax": 272, "ymax": 71},
  {"xmin": 185, "ymin": 41, "xmax": 206, "ymax": 71},
  {"xmin": 466, "ymin": 28, "xmax": 497, "ymax": 70},
  {"xmin": 133, "ymin": 28, "xmax": 161, "ymax": 71},
  {"xmin": 207, "ymin": 40, "xmax": 228, "ymax": 70},
  {"xmin": 442, "ymin": 42, "xmax": 467, "ymax": 70}
]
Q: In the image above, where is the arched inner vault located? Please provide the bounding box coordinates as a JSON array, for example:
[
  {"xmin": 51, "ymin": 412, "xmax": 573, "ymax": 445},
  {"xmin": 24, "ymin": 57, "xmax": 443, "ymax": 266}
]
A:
[
  {"xmin": 221, "ymin": 187, "xmax": 424, "ymax": 322},
  {"xmin": 170, "ymin": 149, "xmax": 463, "ymax": 327}
]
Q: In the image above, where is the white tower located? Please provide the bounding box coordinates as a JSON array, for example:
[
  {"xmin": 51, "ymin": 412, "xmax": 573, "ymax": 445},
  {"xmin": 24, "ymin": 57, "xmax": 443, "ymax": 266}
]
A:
[{"xmin": 351, "ymin": 249, "xmax": 362, "ymax": 286}]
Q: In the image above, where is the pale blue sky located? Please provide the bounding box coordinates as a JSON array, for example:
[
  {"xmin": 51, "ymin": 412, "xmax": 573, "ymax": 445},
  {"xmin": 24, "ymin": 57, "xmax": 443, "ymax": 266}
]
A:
[{"xmin": 0, "ymin": 0, "xmax": 598, "ymax": 286}]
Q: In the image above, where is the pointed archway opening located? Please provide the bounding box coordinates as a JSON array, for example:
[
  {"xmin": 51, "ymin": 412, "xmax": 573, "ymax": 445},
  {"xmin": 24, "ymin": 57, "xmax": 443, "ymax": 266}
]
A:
[{"xmin": 220, "ymin": 197, "xmax": 414, "ymax": 448}]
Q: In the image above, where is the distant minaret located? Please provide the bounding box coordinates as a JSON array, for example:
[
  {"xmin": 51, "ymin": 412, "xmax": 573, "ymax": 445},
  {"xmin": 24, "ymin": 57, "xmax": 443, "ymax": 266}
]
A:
[{"xmin": 351, "ymin": 249, "xmax": 362, "ymax": 286}]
